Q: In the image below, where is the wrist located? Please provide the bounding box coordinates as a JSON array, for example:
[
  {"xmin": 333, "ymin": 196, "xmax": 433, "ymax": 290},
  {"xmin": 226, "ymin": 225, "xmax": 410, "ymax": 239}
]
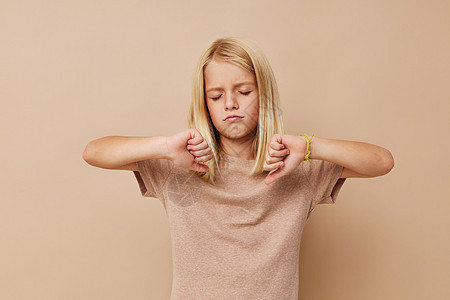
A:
[
  {"xmin": 164, "ymin": 135, "xmax": 175, "ymax": 161},
  {"xmin": 298, "ymin": 133, "xmax": 315, "ymax": 162},
  {"xmin": 308, "ymin": 135, "xmax": 318, "ymax": 159},
  {"xmin": 295, "ymin": 135, "xmax": 307, "ymax": 157}
]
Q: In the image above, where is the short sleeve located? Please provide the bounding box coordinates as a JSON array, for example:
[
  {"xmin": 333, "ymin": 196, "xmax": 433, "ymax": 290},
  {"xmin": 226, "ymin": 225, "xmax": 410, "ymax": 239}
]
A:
[
  {"xmin": 132, "ymin": 158, "xmax": 174, "ymax": 205},
  {"xmin": 301, "ymin": 159, "xmax": 346, "ymax": 210}
]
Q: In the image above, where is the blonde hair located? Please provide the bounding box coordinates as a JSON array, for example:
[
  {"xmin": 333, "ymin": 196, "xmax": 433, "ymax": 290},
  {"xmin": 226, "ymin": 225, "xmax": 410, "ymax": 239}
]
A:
[{"xmin": 186, "ymin": 37, "xmax": 285, "ymax": 184}]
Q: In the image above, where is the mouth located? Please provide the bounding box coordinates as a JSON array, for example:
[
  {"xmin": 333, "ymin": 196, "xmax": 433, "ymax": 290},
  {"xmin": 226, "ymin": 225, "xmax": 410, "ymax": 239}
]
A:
[
  {"xmin": 224, "ymin": 116, "xmax": 244, "ymax": 122},
  {"xmin": 224, "ymin": 115, "xmax": 244, "ymax": 121}
]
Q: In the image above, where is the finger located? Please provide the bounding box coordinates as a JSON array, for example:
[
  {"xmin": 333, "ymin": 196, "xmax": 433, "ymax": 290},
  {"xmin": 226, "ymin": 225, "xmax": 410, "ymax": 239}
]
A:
[
  {"xmin": 270, "ymin": 140, "xmax": 285, "ymax": 151},
  {"xmin": 264, "ymin": 160, "xmax": 284, "ymax": 172},
  {"xmin": 191, "ymin": 150, "xmax": 212, "ymax": 159},
  {"xmin": 265, "ymin": 154, "xmax": 282, "ymax": 165},
  {"xmin": 188, "ymin": 129, "xmax": 201, "ymax": 143},
  {"xmin": 270, "ymin": 134, "xmax": 285, "ymax": 149},
  {"xmin": 268, "ymin": 147, "xmax": 290, "ymax": 158},
  {"xmin": 194, "ymin": 154, "xmax": 213, "ymax": 162},
  {"xmin": 187, "ymin": 140, "xmax": 209, "ymax": 151},
  {"xmin": 187, "ymin": 138, "xmax": 200, "ymax": 145},
  {"xmin": 188, "ymin": 132, "xmax": 204, "ymax": 145},
  {"xmin": 189, "ymin": 146, "xmax": 212, "ymax": 157}
]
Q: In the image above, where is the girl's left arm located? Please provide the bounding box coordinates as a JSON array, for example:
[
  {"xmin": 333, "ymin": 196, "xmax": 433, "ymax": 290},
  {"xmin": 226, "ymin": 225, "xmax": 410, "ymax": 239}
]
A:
[{"xmin": 308, "ymin": 136, "xmax": 394, "ymax": 178}]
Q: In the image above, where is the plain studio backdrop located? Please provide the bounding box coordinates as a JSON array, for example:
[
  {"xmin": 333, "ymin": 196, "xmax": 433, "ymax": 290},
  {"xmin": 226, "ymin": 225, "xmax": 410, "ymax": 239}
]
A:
[{"xmin": 1, "ymin": 0, "xmax": 449, "ymax": 299}]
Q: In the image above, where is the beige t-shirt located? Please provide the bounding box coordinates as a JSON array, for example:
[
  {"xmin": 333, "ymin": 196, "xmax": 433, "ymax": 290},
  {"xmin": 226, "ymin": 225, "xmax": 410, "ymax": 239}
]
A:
[{"xmin": 133, "ymin": 152, "xmax": 346, "ymax": 299}]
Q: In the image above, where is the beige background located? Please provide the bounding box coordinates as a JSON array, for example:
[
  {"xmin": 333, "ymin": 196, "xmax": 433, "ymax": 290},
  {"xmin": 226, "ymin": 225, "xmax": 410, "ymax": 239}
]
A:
[{"xmin": 1, "ymin": 0, "xmax": 449, "ymax": 299}]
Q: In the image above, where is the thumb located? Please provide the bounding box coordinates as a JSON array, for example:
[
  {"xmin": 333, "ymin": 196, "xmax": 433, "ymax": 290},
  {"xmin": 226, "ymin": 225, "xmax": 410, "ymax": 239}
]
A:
[
  {"xmin": 265, "ymin": 169, "xmax": 284, "ymax": 185},
  {"xmin": 191, "ymin": 162, "xmax": 209, "ymax": 173}
]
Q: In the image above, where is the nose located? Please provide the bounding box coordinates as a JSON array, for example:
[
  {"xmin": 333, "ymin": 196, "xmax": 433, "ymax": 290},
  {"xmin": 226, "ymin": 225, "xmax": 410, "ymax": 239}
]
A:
[{"xmin": 224, "ymin": 93, "xmax": 239, "ymax": 110}]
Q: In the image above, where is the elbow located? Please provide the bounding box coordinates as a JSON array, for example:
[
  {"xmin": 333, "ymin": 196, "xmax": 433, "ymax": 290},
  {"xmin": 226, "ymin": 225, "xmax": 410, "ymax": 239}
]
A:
[
  {"xmin": 82, "ymin": 150, "xmax": 91, "ymax": 164},
  {"xmin": 82, "ymin": 142, "xmax": 97, "ymax": 165},
  {"xmin": 381, "ymin": 150, "xmax": 394, "ymax": 175}
]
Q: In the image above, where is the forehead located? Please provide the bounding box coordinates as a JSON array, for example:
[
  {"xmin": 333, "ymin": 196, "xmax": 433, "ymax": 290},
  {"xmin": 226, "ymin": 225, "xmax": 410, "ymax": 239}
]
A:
[{"xmin": 204, "ymin": 60, "xmax": 256, "ymax": 92}]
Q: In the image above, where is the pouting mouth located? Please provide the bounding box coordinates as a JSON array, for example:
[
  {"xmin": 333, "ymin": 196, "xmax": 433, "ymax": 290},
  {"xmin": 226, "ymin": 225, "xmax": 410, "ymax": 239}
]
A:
[{"xmin": 223, "ymin": 115, "xmax": 244, "ymax": 121}]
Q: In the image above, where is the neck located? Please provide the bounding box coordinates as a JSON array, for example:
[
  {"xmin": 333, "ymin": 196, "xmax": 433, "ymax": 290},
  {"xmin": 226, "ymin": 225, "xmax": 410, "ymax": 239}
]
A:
[{"xmin": 220, "ymin": 136, "xmax": 255, "ymax": 160}]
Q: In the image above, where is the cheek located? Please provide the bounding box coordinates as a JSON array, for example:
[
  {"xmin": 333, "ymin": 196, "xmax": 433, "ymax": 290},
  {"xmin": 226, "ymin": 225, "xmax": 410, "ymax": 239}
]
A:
[
  {"xmin": 207, "ymin": 104, "xmax": 220, "ymax": 122},
  {"xmin": 248, "ymin": 99, "xmax": 260, "ymax": 121},
  {"xmin": 205, "ymin": 101, "xmax": 213, "ymax": 115}
]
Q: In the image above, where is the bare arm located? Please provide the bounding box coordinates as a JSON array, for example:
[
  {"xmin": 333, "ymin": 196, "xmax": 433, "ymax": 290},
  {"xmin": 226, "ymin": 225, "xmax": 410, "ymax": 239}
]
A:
[
  {"xmin": 308, "ymin": 136, "xmax": 394, "ymax": 177},
  {"xmin": 82, "ymin": 136, "xmax": 170, "ymax": 170}
]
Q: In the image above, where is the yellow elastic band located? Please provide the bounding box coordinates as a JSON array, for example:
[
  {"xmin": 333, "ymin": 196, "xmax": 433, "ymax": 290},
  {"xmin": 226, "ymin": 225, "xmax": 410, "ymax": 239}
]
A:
[{"xmin": 299, "ymin": 133, "xmax": 314, "ymax": 163}]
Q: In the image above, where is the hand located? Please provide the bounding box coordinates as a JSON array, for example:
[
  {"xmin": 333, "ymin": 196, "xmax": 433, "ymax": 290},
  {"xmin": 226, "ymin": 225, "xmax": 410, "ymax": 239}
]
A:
[
  {"xmin": 166, "ymin": 128, "xmax": 213, "ymax": 172},
  {"xmin": 263, "ymin": 134, "xmax": 307, "ymax": 185}
]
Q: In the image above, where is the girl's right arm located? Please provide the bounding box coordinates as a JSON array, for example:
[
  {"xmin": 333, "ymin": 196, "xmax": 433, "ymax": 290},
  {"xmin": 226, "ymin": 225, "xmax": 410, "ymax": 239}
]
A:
[
  {"xmin": 82, "ymin": 136, "xmax": 170, "ymax": 171},
  {"xmin": 83, "ymin": 129, "xmax": 213, "ymax": 173}
]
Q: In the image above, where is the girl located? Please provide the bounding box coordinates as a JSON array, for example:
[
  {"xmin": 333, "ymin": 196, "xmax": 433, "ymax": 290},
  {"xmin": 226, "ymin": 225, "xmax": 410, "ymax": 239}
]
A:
[{"xmin": 83, "ymin": 37, "xmax": 394, "ymax": 299}]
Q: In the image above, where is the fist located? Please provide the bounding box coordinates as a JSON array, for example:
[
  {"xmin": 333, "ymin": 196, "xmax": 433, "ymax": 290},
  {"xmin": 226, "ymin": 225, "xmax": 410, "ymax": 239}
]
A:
[
  {"xmin": 263, "ymin": 134, "xmax": 307, "ymax": 185},
  {"xmin": 166, "ymin": 128, "xmax": 213, "ymax": 173}
]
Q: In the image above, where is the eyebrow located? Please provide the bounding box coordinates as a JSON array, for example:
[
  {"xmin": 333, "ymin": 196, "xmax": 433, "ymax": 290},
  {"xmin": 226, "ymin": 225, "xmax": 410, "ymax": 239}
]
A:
[{"xmin": 205, "ymin": 81, "xmax": 255, "ymax": 93}]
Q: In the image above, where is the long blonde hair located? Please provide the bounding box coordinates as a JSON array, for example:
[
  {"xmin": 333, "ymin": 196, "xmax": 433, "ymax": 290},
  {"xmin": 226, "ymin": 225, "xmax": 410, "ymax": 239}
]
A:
[{"xmin": 186, "ymin": 37, "xmax": 285, "ymax": 184}]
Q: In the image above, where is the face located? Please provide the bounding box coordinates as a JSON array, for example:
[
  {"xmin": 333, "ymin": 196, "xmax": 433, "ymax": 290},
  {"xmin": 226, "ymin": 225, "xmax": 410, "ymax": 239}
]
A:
[{"xmin": 204, "ymin": 60, "xmax": 259, "ymax": 155}]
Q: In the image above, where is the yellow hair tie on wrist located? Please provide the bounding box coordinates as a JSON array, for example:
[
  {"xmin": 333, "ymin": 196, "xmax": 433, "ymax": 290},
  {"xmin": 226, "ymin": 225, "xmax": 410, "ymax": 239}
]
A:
[{"xmin": 299, "ymin": 133, "xmax": 314, "ymax": 163}]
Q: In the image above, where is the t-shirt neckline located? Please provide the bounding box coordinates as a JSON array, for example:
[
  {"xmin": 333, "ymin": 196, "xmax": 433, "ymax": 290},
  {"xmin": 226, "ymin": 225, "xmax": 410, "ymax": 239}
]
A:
[{"xmin": 222, "ymin": 152, "xmax": 255, "ymax": 166}]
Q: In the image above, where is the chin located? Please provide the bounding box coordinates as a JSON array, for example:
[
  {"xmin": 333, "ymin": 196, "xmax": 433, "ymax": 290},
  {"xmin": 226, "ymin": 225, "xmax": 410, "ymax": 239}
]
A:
[{"xmin": 220, "ymin": 129, "xmax": 257, "ymax": 140}]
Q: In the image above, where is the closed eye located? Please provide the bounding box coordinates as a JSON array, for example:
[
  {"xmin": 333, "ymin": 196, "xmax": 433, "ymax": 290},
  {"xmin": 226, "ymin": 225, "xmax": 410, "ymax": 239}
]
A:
[{"xmin": 211, "ymin": 91, "xmax": 251, "ymax": 100}]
